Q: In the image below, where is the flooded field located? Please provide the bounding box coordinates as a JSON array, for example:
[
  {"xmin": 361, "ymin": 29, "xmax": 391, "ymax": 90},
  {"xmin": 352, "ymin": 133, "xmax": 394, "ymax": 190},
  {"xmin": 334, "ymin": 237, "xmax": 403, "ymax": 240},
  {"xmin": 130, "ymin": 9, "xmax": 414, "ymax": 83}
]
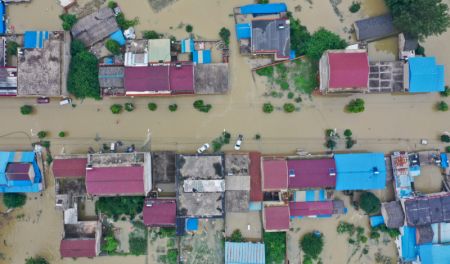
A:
[{"xmin": 0, "ymin": 0, "xmax": 450, "ymax": 263}]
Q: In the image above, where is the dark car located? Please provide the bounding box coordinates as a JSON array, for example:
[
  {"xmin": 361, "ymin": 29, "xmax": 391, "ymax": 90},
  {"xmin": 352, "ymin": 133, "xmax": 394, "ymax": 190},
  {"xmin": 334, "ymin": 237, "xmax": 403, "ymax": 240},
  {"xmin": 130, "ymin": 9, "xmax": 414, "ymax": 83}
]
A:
[{"xmin": 37, "ymin": 97, "xmax": 50, "ymax": 104}]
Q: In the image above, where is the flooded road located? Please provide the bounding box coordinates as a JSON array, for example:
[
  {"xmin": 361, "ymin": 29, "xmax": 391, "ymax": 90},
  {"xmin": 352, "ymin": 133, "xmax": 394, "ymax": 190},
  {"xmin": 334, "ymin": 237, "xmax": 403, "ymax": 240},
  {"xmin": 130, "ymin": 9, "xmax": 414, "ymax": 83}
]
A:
[{"xmin": 0, "ymin": 0, "xmax": 450, "ymax": 263}]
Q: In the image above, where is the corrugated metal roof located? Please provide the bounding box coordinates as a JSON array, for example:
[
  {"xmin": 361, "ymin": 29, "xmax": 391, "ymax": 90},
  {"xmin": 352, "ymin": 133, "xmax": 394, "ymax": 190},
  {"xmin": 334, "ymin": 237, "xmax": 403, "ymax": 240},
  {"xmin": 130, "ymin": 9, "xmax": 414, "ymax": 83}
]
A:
[
  {"xmin": 53, "ymin": 158, "xmax": 87, "ymax": 178},
  {"xmin": 264, "ymin": 205, "xmax": 290, "ymax": 231},
  {"xmin": 354, "ymin": 14, "xmax": 397, "ymax": 41},
  {"xmin": 60, "ymin": 239, "xmax": 96, "ymax": 258},
  {"xmin": 408, "ymin": 57, "xmax": 445, "ymax": 93},
  {"xmin": 249, "ymin": 152, "xmax": 262, "ymax": 201},
  {"xmin": 401, "ymin": 226, "xmax": 417, "ymax": 262},
  {"xmin": 236, "ymin": 23, "xmax": 251, "ymax": 40},
  {"xmin": 0, "ymin": 151, "xmax": 42, "ymax": 193},
  {"xmin": 225, "ymin": 242, "xmax": 265, "ymax": 264},
  {"xmin": 418, "ymin": 244, "xmax": 450, "ymax": 264},
  {"xmin": 86, "ymin": 166, "xmax": 144, "ymax": 196},
  {"xmin": 240, "ymin": 3, "xmax": 287, "ymax": 15},
  {"xmin": 289, "ymin": 201, "xmax": 333, "ymax": 217},
  {"xmin": 262, "ymin": 159, "xmax": 288, "ymax": 190},
  {"xmin": 328, "ymin": 51, "xmax": 369, "ymax": 89},
  {"xmin": 287, "ymin": 158, "xmax": 336, "ymax": 189},
  {"xmin": 335, "ymin": 153, "xmax": 386, "ymax": 191},
  {"xmin": 148, "ymin": 39, "xmax": 171, "ymax": 63},
  {"xmin": 143, "ymin": 199, "xmax": 176, "ymax": 227}
]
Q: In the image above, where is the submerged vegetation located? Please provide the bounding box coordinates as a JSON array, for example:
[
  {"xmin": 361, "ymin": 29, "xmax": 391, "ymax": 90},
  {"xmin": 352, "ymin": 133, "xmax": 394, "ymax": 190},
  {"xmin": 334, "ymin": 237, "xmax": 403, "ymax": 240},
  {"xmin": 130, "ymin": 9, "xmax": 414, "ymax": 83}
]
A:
[
  {"xmin": 264, "ymin": 232, "xmax": 286, "ymax": 264},
  {"xmin": 96, "ymin": 196, "xmax": 144, "ymax": 220}
]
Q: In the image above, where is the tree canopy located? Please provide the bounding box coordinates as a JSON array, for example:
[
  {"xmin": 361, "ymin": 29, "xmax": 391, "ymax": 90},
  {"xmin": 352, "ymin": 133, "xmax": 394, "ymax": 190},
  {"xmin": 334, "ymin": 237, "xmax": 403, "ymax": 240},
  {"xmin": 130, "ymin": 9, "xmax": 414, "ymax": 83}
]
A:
[
  {"xmin": 96, "ymin": 196, "xmax": 144, "ymax": 219},
  {"xmin": 385, "ymin": 0, "xmax": 450, "ymax": 39},
  {"xmin": 67, "ymin": 51, "xmax": 100, "ymax": 99},
  {"xmin": 219, "ymin": 27, "xmax": 231, "ymax": 47},
  {"xmin": 60, "ymin": 13, "xmax": 77, "ymax": 31},
  {"xmin": 300, "ymin": 232, "xmax": 324, "ymax": 260},
  {"xmin": 305, "ymin": 28, "xmax": 347, "ymax": 61},
  {"xmin": 105, "ymin": 39, "xmax": 122, "ymax": 55},
  {"xmin": 3, "ymin": 193, "xmax": 26, "ymax": 208},
  {"xmin": 360, "ymin": 191, "xmax": 381, "ymax": 215},
  {"xmin": 264, "ymin": 232, "xmax": 286, "ymax": 264}
]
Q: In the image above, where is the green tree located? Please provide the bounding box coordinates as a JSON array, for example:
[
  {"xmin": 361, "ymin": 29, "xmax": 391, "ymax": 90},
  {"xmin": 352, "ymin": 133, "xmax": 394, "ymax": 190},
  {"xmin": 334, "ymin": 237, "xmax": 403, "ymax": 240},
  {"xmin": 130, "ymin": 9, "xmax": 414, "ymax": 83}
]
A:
[
  {"xmin": 437, "ymin": 101, "xmax": 448, "ymax": 111},
  {"xmin": 168, "ymin": 104, "xmax": 178, "ymax": 112},
  {"xmin": 60, "ymin": 13, "xmax": 77, "ymax": 31},
  {"xmin": 385, "ymin": 0, "xmax": 450, "ymax": 39},
  {"xmin": 20, "ymin": 105, "xmax": 33, "ymax": 115},
  {"xmin": 441, "ymin": 85, "xmax": 450, "ymax": 97},
  {"xmin": 167, "ymin": 249, "xmax": 178, "ymax": 264},
  {"xmin": 58, "ymin": 131, "xmax": 66, "ymax": 138},
  {"xmin": 264, "ymin": 232, "xmax": 286, "ymax": 264},
  {"xmin": 108, "ymin": 1, "xmax": 118, "ymax": 9},
  {"xmin": 229, "ymin": 229, "xmax": 244, "ymax": 242},
  {"xmin": 6, "ymin": 41, "xmax": 19, "ymax": 56},
  {"xmin": 305, "ymin": 28, "xmax": 347, "ymax": 61},
  {"xmin": 37, "ymin": 131, "xmax": 47, "ymax": 139},
  {"xmin": 70, "ymin": 39, "xmax": 86, "ymax": 56},
  {"xmin": 102, "ymin": 234, "xmax": 118, "ymax": 253},
  {"xmin": 3, "ymin": 193, "xmax": 26, "ymax": 208},
  {"xmin": 300, "ymin": 232, "xmax": 324, "ymax": 259},
  {"xmin": 105, "ymin": 39, "xmax": 122, "ymax": 55},
  {"xmin": 110, "ymin": 104, "xmax": 123, "ymax": 114},
  {"xmin": 288, "ymin": 14, "xmax": 311, "ymax": 56},
  {"xmin": 441, "ymin": 134, "xmax": 450, "ymax": 142},
  {"xmin": 446, "ymin": 146, "xmax": 450, "ymax": 153},
  {"xmin": 326, "ymin": 139, "xmax": 336, "ymax": 150},
  {"xmin": 116, "ymin": 13, "xmax": 139, "ymax": 30},
  {"xmin": 346, "ymin": 98, "xmax": 365, "ymax": 113},
  {"xmin": 142, "ymin": 30, "xmax": 161, "ymax": 39},
  {"xmin": 283, "ymin": 103, "xmax": 295, "ymax": 113},
  {"xmin": 263, "ymin": 103, "xmax": 274, "ymax": 113},
  {"xmin": 185, "ymin": 24, "xmax": 193, "ymax": 33},
  {"xmin": 96, "ymin": 196, "xmax": 144, "ymax": 218},
  {"xmin": 415, "ymin": 44, "xmax": 426, "ymax": 56},
  {"xmin": 256, "ymin": 66, "xmax": 274, "ymax": 78},
  {"xmin": 219, "ymin": 27, "xmax": 231, "ymax": 47},
  {"xmin": 360, "ymin": 191, "xmax": 381, "ymax": 215},
  {"xmin": 124, "ymin": 102, "xmax": 135, "ymax": 112},
  {"xmin": 25, "ymin": 256, "xmax": 49, "ymax": 264},
  {"xmin": 349, "ymin": 2, "xmax": 361, "ymax": 13},
  {"xmin": 67, "ymin": 51, "xmax": 100, "ymax": 99},
  {"xmin": 344, "ymin": 129, "xmax": 352, "ymax": 138},
  {"xmin": 148, "ymin": 102, "xmax": 157, "ymax": 111},
  {"xmin": 258, "ymin": 0, "xmax": 269, "ymax": 3},
  {"xmin": 129, "ymin": 236, "xmax": 147, "ymax": 255}
]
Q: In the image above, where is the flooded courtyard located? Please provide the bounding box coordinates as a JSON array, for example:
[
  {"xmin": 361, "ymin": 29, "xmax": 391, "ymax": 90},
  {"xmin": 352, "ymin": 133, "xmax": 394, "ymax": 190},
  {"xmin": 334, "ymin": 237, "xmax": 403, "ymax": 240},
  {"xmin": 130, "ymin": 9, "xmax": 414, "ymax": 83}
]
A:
[{"xmin": 0, "ymin": 0, "xmax": 450, "ymax": 263}]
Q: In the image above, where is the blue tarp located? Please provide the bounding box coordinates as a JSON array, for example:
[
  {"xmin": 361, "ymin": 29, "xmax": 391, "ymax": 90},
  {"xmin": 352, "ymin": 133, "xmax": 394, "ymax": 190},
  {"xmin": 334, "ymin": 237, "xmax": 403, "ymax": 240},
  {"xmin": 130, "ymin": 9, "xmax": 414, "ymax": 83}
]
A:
[
  {"xmin": 401, "ymin": 226, "xmax": 417, "ymax": 262},
  {"xmin": 440, "ymin": 153, "xmax": 448, "ymax": 169},
  {"xmin": 225, "ymin": 242, "xmax": 265, "ymax": 264},
  {"xmin": 181, "ymin": 38, "xmax": 194, "ymax": 53},
  {"xmin": 418, "ymin": 244, "xmax": 450, "ymax": 264},
  {"xmin": 409, "ymin": 57, "xmax": 445, "ymax": 93},
  {"xmin": 249, "ymin": 202, "xmax": 262, "ymax": 211},
  {"xmin": 335, "ymin": 153, "xmax": 387, "ymax": 190},
  {"xmin": 370, "ymin": 215, "xmax": 384, "ymax": 227},
  {"xmin": 236, "ymin": 23, "xmax": 251, "ymax": 40},
  {"xmin": 110, "ymin": 30, "xmax": 126, "ymax": 46},
  {"xmin": 240, "ymin": 3, "xmax": 287, "ymax": 15},
  {"xmin": 289, "ymin": 50, "xmax": 296, "ymax": 60},
  {"xmin": 186, "ymin": 218, "xmax": 199, "ymax": 231},
  {"xmin": 193, "ymin": 50, "xmax": 211, "ymax": 64},
  {"xmin": 24, "ymin": 31, "xmax": 49, "ymax": 49},
  {"xmin": 0, "ymin": 151, "xmax": 42, "ymax": 193},
  {"xmin": 0, "ymin": 2, "xmax": 5, "ymax": 34}
]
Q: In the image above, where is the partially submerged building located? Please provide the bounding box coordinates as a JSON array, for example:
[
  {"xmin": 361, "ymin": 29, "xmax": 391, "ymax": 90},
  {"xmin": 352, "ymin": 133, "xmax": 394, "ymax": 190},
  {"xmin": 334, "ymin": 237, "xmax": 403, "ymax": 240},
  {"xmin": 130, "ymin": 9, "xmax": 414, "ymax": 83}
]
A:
[
  {"xmin": 354, "ymin": 14, "xmax": 398, "ymax": 42},
  {"xmin": 381, "ymin": 201, "xmax": 405, "ymax": 229},
  {"xmin": 98, "ymin": 65, "xmax": 125, "ymax": 96},
  {"xmin": 403, "ymin": 192, "xmax": 450, "ymax": 227},
  {"xmin": 0, "ymin": 151, "xmax": 43, "ymax": 193},
  {"xmin": 262, "ymin": 158, "xmax": 288, "ymax": 192},
  {"xmin": 85, "ymin": 152, "xmax": 152, "ymax": 196},
  {"xmin": 405, "ymin": 57, "xmax": 445, "ymax": 93},
  {"xmin": 263, "ymin": 205, "xmax": 290, "ymax": 232},
  {"xmin": 60, "ymin": 221, "xmax": 101, "ymax": 258}
]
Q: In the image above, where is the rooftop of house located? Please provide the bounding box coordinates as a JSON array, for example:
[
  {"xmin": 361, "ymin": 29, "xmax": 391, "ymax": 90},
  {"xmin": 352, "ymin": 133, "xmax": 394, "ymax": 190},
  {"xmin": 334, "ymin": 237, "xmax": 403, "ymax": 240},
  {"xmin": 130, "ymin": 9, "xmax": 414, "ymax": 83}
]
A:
[
  {"xmin": 381, "ymin": 201, "xmax": 405, "ymax": 228},
  {"xmin": 324, "ymin": 50, "xmax": 369, "ymax": 90},
  {"xmin": 239, "ymin": 3, "xmax": 287, "ymax": 16},
  {"xmin": 152, "ymin": 152, "xmax": 176, "ymax": 184},
  {"xmin": 71, "ymin": 7, "xmax": 119, "ymax": 47},
  {"xmin": 148, "ymin": 39, "xmax": 171, "ymax": 63},
  {"xmin": 249, "ymin": 152, "xmax": 263, "ymax": 202},
  {"xmin": 418, "ymin": 244, "xmax": 450, "ymax": 264},
  {"xmin": 368, "ymin": 61, "xmax": 405, "ymax": 93},
  {"xmin": 287, "ymin": 158, "xmax": 336, "ymax": 189},
  {"xmin": 177, "ymin": 154, "xmax": 224, "ymax": 180},
  {"xmin": 289, "ymin": 201, "xmax": 334, "ymax": 217},
  {"xmin": 194, "ymin": 63, "xmax": 230, "ymax": 94},
  {"xmin": 225, "ymin": 154, "xmax": 250, "ymax": 176},
  {"xmin": 408, "ymin": 57, "xmax": 445, "ymax": 93},
  {"xmin": 0, "ymin": 67, "xmax": 18, "ymax": 93},
  {"xmin": 225, "ymin": 190, "xmax": 250, "ymax": 213},
  {"xmin": 335, "ymin": 153, "xmax": 387, "ymax": 191},
  {"xmin": 262, "ymin": 159, "xmax": 288, "ymax": 190},
  {"xmin": 263, "ymin": 205, "xmax": 290, "ymax": 231},
  {"xmin": 60, "ymin": 239, "xmax": 97, "ymax": 258},
  {"xmin": 251, "ymin": 18, "xmax": 290, "ymax": 59},
  {"xmin": 354, "ymin": 14, "xmax": 398, "ymax": 42},
  {"xmin": 53, "ymin": 155, "xmax": 87, "ymax": 178},
  {"xmin": 143, "ymin": 199, "xmax": 176, "ymax": 227},
  {"xmin": 404, "ymin": 192, "xmax": 450, "ymax": 226},
  {"xmin": 98, "ymin": 65, "xmax": 124, "ymax": 90},
  {"xmin": 17, "ymin": 37, "xmax": 63, "ymax": 96},
  {"xmin": 225, "ymin": 242, "xmax": 266, "ymax": 264}
]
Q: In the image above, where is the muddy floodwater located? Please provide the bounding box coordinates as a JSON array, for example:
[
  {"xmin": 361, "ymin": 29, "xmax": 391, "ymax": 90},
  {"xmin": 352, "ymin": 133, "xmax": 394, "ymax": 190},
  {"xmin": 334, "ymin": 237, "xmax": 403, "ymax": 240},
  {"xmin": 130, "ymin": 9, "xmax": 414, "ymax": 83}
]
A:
[{"xmin": 1, "ymin": 0, "xmax": 450, "ymax": 263}]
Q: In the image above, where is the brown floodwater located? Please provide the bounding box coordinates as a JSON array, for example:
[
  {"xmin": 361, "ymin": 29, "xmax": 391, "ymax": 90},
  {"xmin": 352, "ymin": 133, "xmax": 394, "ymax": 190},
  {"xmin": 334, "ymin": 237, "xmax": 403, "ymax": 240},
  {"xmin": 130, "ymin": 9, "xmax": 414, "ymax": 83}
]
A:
[{"xmin": 1, "ymin": 0, "xmax": 450, "ymax": 263}]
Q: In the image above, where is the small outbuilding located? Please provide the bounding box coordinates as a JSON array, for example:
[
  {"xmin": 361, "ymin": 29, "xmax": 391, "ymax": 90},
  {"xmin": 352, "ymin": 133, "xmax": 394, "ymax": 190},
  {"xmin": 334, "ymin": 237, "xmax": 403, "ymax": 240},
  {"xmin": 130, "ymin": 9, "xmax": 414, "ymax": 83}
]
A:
[
  {"xmin": 225, "ymin": 242, "xmax": 265, "ymax": 264},
  {"xmin": 262, "ymin": 159, "xmax": 288, "ymax": 191},
  {"xmin": 143, "ymin": 199, "xmax": 176, "ymax": 227},
  {"xmin": 381, "ymin": 201, "xmax": 405, "ymax": 228},
  {"xmin": 354, "ymin": 14, "xmax": 398, "ymax": 42},
  {"xmin": 406, "ymin": 57, "xmax": 445, "ymax": 93},
  {"xmin": 263, "ymin": 205, "xmax": 290, "ymax": 231}
]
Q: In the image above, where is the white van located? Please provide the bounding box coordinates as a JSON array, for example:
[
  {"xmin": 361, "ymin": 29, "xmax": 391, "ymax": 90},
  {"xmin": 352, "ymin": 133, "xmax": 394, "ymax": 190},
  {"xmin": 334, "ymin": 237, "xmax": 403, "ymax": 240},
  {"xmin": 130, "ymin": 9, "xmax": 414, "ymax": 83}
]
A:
[{"xmin": 59, "ymin": 98, "xmax": 72, "ymax": 106}]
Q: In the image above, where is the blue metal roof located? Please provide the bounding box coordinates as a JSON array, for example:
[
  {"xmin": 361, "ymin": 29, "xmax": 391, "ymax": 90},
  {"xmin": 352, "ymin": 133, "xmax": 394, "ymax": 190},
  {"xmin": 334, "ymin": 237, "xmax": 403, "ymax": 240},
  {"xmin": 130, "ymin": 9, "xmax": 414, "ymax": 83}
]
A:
[
  {"xmin": 186, "ymin": 218, "xmax": 198, "ymax": 231},
  {"xmin": 240, "ymin": 3, "xmax": 287, "ymax": 15},
  {"xmin": 401, "ymin": 226, "xmax": 417, "ymax": 262},
  {"xmin": 409, "ymin": 57, "xmax": 445, "ymax": 93},
  {"xmin": 0, "ymin": 2, "xmax": 5, "ymax": 35},
  {"xmin": 181, "ymin": 38, "xmax": 194, "ymax": 53},
  {"xmin": 418, "ymin": 244, "xmax": 450, "ymax": 264},
  {"xmin": 236, "ymin": 23, "xmax": 251, "ymax": 40},
  {"xmin": 335, "ymin": 153, "xmax": 386, "ymax": 190},
  {"xmin": 369, "ymin": 215, "xmax": 384, "ymax": 227},
  {"xmin": 110, "ymin": 30, "xmax": 126, "ymax": 46},
  {"xmin": 24, "ymin": 31, "xmax": 49, "ymax": 49},
  {"xmin": 440, "ymin": 153, "xmax": 448, "ymax": 169},
  {"xmin": 225, "ymin": 242, "xmax": 265, "ymax": 264},
  {"xmin": 0, "ymin": 151, "xmax": 42, "ymax": 193},
  {"xmin": 193, "ymin": 50, "xmax": 211, "ymax": 64}
]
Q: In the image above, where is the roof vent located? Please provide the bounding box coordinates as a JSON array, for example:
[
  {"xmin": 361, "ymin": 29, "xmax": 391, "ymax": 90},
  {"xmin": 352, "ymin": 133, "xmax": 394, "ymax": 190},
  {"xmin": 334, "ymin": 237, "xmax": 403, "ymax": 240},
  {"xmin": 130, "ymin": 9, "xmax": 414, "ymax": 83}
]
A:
[
  {"xmin": 329, "ymin": 168, "xmax": 336, "ymax": 177},
  {"xmin": 373, "ymin": 167, "xmax": 380, "ymax": 175},
  {"xmin": 288, "ymin": 169, "xmax": 295, "ymax": 178}
]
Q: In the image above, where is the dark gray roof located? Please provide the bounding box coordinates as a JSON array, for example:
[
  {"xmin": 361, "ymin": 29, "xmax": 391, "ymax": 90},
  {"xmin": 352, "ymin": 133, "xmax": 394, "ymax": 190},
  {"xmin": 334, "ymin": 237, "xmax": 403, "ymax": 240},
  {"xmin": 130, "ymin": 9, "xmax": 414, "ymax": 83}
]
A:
[
  {"xmin": 71, "ymin": 7, "xmax": 119, "ymax": 47},
  {"xmin": 416, "ymin": 225, "xmax": 434, "ymax": 245},
  {"xmin": 404, "ymin": 194, "xmax": 450, "ymax": 226},
  {"xmin": 403, "ymin": 34, "xmax": 419, "ymax": 51},
  {"xmin": 251, "ymin": 19, "xmax": 290, "ymax": 59},
  {"xmin": 98, "ymin": 66, "xmax": 124, "ymax": 88},
  {"xmin": 381, "ymin": 201, "xmax": 405, "ymax": 228},
  {"xmin": 354, "ymin": 14, "xmax": 398, "ymax": 42}
]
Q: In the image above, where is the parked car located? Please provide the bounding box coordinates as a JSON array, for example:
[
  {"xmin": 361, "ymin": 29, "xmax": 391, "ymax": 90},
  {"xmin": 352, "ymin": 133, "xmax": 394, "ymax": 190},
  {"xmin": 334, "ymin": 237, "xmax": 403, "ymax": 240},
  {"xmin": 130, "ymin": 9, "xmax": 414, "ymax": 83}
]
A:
[
  {"xmin": 197, "ymin": 143, "xmax": 210, "ymax": 154},
  {"xmin": 37, "ymin": 97, "xmax": 49, "ymax": 104},
  {"xmin": 234, "ymin": 134, "xmax": 243, "ymax": 150},
  {"xmin": 59, "ymin": 98, "xmax": 72, "ymax": 106}
]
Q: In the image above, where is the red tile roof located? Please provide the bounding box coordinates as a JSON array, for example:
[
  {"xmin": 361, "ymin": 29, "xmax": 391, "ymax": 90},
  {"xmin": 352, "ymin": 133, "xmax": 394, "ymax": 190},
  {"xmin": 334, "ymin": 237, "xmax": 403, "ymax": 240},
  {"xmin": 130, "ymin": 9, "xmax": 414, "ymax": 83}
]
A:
[
  {"xmin": 169, "ymin": 64, "xmax": 194, "ymax": 93},
  {"xmin": 287, "ymin": 158, "xmax": 336, "ymax": 189},
  {"xmin": 289, "ymin": 201, "xmax": 334, "ymax": 217},
  {"xmin": 6, "ymin": 163, "xmax": 31, "ymax": 180},
  {"xmin": 86, "ymin": 166, "xmax": 144, "ymax": 196},
  {"xmin": 328, "ymin": 51, "xmax": 369, "ymax": 89},
  {"xmin": 143, "ymin": 199, "xmax": 176, "ymax": 227},
  {"xmin": 249, "ymin": 152, "xmax": 263, "ymax": 201},
  {"xmin": 125, "ymin": 66, "xmax": 170, "ymax": 93},
  {"xmin": 53, "ymin": 158, "xmax": 87, "ymax": 178},
  {"xmin": 60, "ymin": 239, "xmax": 96, "ymax": 258},
  {"xmin": 263, "ymin": 159, "xmax": 288, "ymax": 190},
  {"xmin": 264, "ymin": 205, "xmax": 290, "ymax": 231}
]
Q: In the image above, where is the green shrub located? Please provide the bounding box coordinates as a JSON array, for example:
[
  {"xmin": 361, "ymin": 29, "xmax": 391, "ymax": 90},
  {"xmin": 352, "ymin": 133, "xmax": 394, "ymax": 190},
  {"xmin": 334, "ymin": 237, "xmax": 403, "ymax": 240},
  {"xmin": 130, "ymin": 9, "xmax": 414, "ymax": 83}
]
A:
[
  {"xmin": 289, "ymin": 14, "xmax": 311, "ymax": 56},
  {"xmin": 305, "ymin": 28, "xmax": 347, "ymax": 61},
  {"xmin": 437, "ymin": 101, "xmax": 448, "ymax": 111},
  {"xmin": 372, "ymin": 224, "xmax": 400, "ymax": 238},
  {"xmin": 300, "ymin": 232, "xmax": 324, "ymax": 260},
  {"xmin": 349, "ymin": 2, "xmax": 361, "ymax": 13},
  {"xmin": 280, "ymin": 81, "xmax": 290, "ymax": 90},
  {"xmin": 6, "ymin": 41, "xmax": 19, "ymax": 56},
  {"xmin": 105, "ymin": 39, "xmax": 122, "ymax": 55},
  {"xmin": 129, "ymin": 236, "xmax": 147, "ymax": 255},
  {"xmin": 283, "ymin": 103, "xmax": 295, "ymax": 113},
  {"xmin": 168, "ymin": 104, "xmax": 178, "ymax": 112},
  {"xmin": 264, "ymin": 232, "xmax": 286, "ymax": 264},
  {"xmin": 37, "ymin": 131, "xmax": 47, "ymax": 139},
  {"xmin": 142, "ymin": 30, "xmax": 161, "ymax": 39},
  {"xmin": 337, "ymin": 221, "xmax": 355, "ymax": 235},
  {"xmin": 360, "ymin": 191, "xmax": 381, "ymax": 215},
  {"xmin": 440, "ymin": 86, "xmax": 449, "ymax": 97},
  {"xmin": 185, "ymin": 24, "xmax": 193, "ymax": 33},
  {"xmin": 70, "ymin": 39, "xmax": 86, "ymax": 56},
  {"xmin": 370, "ymin": 230, "xmax": 380, "ymax": 240},
  {"xmin": 219, "ymin": 27, "xmax": 231, "ymax": 46},
  {"xmin": 442, "ymin": 134, "xmax": 450, "ymax": 142},
  {"xmin": 124, "ymin": 102, "xmax": 135, "ymax": 112},
  {"xmin": 116, "ymin": 13, "xmax": 139, "ymax": 30},
  {"xmin": 102, "ymin": 234, "xmax": 118, "ymax": 253},
  {"xmin": 20, "ymin": 105, "xmax": 33, "ymax": 115},
  {"xmin": 346, "ymin": 138, "xmax": 355, "ymax": 149},
  {"xmin": 148, "ymin": 102, "xmax": 157, "ymax": 111},
  {"xmin": 263, "ymin": 103, "xmax": 274, "ymax": 113},
  {"xmin": 108, "ymin": 1, "xmax": 118, "ymax": 9},
  {"xmin": 303, "ymin": 255, "xmax": 313, "ymax": 264},
  {"xmin": 287, "ymin": 92, "xmax": 295, "ymax": 99},
  {"xmin": 256, "ymin": 66, "xmax": 274, "ymax": 78},
  {"xmin": 446, "ymin": 146, "xmax": 450, "ymax": 153},
  {"xmin": 167, "ymin": 249, "xmax": 178, "ymax": 264},
  {"xmin": 25, "ymin": 256, "xmax": 49, "ymax": 264},
  {"xmin": 325, "ymin": 139, "xmax": 336, "ymax": 150},
  {"xmin": 255, "ymin": 134, "xmax": 261, "ymax": 140},
  {"xmin": 60, "ymin": 13, "xmax": 77, "ymax": 30},
  {"xmin": 258, "ymin": 0, "xmax": 269, "ymax": 3},
  {"xmin": 346, "ymin": 98, "xmax": 365, "ymax": 113},
  {"xmin": 3, "ymin": 193, "xmax": 26, "ymax": 208},
  {"xmin": 229, "ymin": 229, "xmax": 244, "ymax": 242},
  {"xmin": 159, "ymin": 227, "xmax": 176, "ymax": 238},
  {"xmin": 415, "ymin": 44, "xmax": 426, "ymax": 56},
  {"xmin": 68, "ymin": 51, "xmax": 100, "ymax": 99},
  {"xmin": 193, "ymin": 100, "xmax": 212, "ymax": 113},
  {"xmin": 40, "ymin": 140, "xmax": 51, "ymax": 149},
  {"xmin": 110, "ymin": 104, "xmax": 123, "ymax": 114},
  {"xmin": 96, "ymin": 196, "xmax": 144, "ymax": 218},
  {"xmin": 58, "ymin": 131, "xmax": 66, "ymax": 138},
  {"xmin": 344, "ymin": 129, "xmax": 352, "ymax": 138}
]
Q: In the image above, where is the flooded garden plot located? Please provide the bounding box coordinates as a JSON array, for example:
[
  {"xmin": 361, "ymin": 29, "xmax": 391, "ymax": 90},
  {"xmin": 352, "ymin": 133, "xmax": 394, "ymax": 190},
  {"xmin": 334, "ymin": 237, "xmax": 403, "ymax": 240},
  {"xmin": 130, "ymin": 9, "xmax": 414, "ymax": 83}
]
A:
[
  {"xmin": 180, "ymin": 219, "xmax": 225, "ymax": 264},
  {"xmin": 148, "ymin": 227, "xmax": 178, "ymax": 264}
]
